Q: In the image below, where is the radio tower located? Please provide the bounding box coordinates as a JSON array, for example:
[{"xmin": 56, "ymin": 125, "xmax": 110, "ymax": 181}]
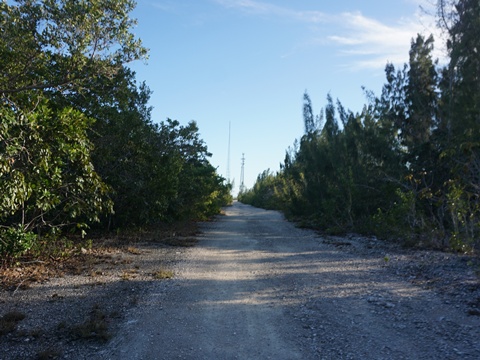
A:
[
  {"xmin": 226, "ymin": 122, "xmax": 231, "ymax": 183},
  {"xmin": 239, "ymin": 153, "xmax": 245, "ymax": 193}
]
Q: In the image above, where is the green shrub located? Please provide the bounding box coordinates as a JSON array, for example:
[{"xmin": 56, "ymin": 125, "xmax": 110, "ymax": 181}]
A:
[{"xmin": 0, "ymin": 226, "xmax": 36, "ymax": 258}]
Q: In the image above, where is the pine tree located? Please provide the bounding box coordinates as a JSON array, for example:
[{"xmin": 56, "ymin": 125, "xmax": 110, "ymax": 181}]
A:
[
  {"xmin": 436, "ymin": 0, "xmax": 480, "ymax": 248},
  {"xmin": 405, "ymin": 34, "xmax": 438, "ymax": 149}
]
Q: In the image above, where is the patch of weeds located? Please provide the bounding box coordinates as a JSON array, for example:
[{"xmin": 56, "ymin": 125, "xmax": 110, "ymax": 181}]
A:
[
  {"xmin": 0, "ymin": 310, "xmax": 26, "ymax": 336},
  {"xmin": 37, "ymin": 347, "xmax": 63, "ymax": 360},
  {"xmin": 28, "ymin": 236, "xmax": 76, "ymax": 260},
  {"xmin": 70, "ymin": 305, "xmax": 111, "ymax": 342},
  {"xmin": 125, "ymin": 246, "xmax": 142, "ymax": 255},
  {"xmin": 153, "ymin": 269, "xmax": 174, "ymax": 280},
  {"xmin": 120, "ymin": 269, "xmax": 138, "ymax": 281},
  {"xmin": 120, "ymin": 272, "xmax": 131, "ymax": 281}
]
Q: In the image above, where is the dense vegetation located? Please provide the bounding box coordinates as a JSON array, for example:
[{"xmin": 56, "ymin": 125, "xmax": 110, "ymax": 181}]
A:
[
  {"xmin": 0, "ymin": 0, "xmax": 232, "ymax": 258},
  {"xmin": 239, "ymin": 0, "xmax": 479, "ymax": 251}
]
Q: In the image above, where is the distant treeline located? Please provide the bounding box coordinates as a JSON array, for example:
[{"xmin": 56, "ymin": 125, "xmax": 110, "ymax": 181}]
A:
[
  {"xmin": 0, "ymin": 0, "xmax": 232, "ymax": 257},
  {"xmin": 239, "ymin": 0, "xmax": 479, "ymax": 251}
]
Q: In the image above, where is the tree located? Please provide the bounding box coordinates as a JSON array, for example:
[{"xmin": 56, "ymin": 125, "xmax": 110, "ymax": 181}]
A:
[
  {"xmin": 405, "ymin": 34, "xmax": 438, "ymax": 148},
  {"xmin": 0, "ymin": 0, "xmax": 146, "ymax": 256},
  {"xmin": 436, "ymin": 0, "xmax": 480, "ymax": 141},
  {"xmin": 0, "ymin": 0, "xmax": 146, "ymax": 96},
  {"xmin": 0, "ymin": 99, "xmax": 112, "ymax": 256},
  {"xmin": 436, "ymin": 0, "xmax": 480, "ymax": 248},
  {"xmin": 303, "ymin": 91, "xmax": 316, "ymax": 135}
]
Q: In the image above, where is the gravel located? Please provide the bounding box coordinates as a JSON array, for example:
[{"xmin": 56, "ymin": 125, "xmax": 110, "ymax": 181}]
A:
[
  {"xmin": 1, "ymin": 201, "xmax": 479, "ymax": 359},
  {"xmin": 0, "ymin": 237, "xmax": 189, "ymax": 360}
]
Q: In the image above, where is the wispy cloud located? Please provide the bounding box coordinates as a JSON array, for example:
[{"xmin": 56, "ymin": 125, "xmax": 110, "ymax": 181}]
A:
[
  {"xmin": 214, "ymin": 0, "xmax": 445, "ymax": 70},
  {"xmin": 329, "ymin": 11, "xmax": 426, "ymax": 70},
  {"xmin": 212, "ymin": 0, "xmax": 328, "ymax": 23}
]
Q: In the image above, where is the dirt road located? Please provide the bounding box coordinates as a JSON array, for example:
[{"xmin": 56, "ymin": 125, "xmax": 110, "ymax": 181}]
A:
[{"xmin": 100, "ymin": 202, "xmax": 480, "ymax": 359}]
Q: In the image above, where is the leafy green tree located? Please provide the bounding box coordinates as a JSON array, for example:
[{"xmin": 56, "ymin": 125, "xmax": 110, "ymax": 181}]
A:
[
  {"xmin": 238, "ymin": 169, "xmax": 283, "ymax": 210},
  {"xmin": 0, "ymin": 99, "xmax": 112, "ymax": 256},
  {"xmin": 0, "ymin": 0, "xmax": 146, "ymax": 96},
  {"xmin": 54, "ymin": 64, "xmax": 231, "ymax": 227},
  {"xmin": 0, "ymin": 0, "xmax": 146, "ymax": 256},
  {"xmin": 60, "ymin": 67, "xmax": 176, "ymax": 227}
]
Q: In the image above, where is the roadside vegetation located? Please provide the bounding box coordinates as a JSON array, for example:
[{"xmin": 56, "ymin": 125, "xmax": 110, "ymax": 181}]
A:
[
  {"xmin": 0, "ymin": 0, "xmax": 232, "ymax": 262},
  {"xmin": 239, "ymin": 0, "xmax": 480, "ymax": 252}
]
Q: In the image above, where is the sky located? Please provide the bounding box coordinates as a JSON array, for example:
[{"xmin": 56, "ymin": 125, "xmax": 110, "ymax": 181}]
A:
[{"xmin": 129, "ymin": 0, "xmax": 445, "ymax": 195}]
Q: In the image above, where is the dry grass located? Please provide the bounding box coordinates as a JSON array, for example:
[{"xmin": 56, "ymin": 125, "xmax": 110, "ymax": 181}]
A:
[
  {"xmin": 120, "ymin": 268, "xmax": 139, "ymax": 281},
  {"xmin": 125, "ymin": 246, "xmax": 142, "ymax": 255},
  {"xmin": 0, "ymin": 220, "xmax": 200, "ymax": 291},
  {"xmin": 0, "ymin": 220, "xmax": 203, "ymax": 360},
  {"xmin": 153, "ymin": 269, "xmax": 174, "ymax": 279}
]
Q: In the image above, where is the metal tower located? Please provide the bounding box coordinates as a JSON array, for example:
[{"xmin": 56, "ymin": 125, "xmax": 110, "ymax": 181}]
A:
[
  {"xmin": 239, "ymin": 153, "xmax": 245, "ymax": 193},
  {"xmin": 226, "ymin": 122, "xmax": 231, "ymax": 183}
]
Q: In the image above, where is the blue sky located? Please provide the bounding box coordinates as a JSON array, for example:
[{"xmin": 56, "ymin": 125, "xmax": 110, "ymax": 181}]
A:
[{"xmin": 129, "ymin": 0, "xmax": 444, "ymax": 195}]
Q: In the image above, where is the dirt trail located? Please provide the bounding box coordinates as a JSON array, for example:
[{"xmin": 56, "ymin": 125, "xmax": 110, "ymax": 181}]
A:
[{"xmin": 99, "ymin": 202, "xmax": 480, "ymax": 359}]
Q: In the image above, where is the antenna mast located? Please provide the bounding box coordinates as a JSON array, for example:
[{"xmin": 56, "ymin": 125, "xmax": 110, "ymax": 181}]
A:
[
  {"xmin": 240, "ymin": 153, "xmax": 245, "ymax": 193},
  {"xmin": 226, "ymin": 122, "xmax": 231, "ymax": 183}
]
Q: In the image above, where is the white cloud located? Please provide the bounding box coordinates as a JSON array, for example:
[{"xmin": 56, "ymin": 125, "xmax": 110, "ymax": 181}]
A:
[
  {"xmin": 213, "ymin": 0, "xmax": 447, "ymax": 70},
  {"xmin": 328, "ymin": 11, "xmax": 426, "ymax": 70},
  {"xmin": 332, "ymin": 7, "xmax": 447, "ymax": 70}
]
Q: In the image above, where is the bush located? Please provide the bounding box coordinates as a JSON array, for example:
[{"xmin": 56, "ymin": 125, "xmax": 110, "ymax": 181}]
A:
[{"xmin": 0, "ymin": 226, "xmax": 36, "ymax": 258}]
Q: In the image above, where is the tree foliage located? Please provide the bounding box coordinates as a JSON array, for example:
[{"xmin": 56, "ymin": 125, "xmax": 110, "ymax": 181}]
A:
[
  {"xmin": 240, "ymin": 0, "xmax": 480, "ymax": 251},
  {"xmin": 0, "ymin": 0, "xmax": 146, "ymax": 95},
  {"xmin": 0, "ymin": 0, "xmax": 231, "ymax": 257}
]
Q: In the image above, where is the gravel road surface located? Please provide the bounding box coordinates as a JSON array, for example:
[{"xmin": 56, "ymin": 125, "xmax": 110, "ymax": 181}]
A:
[{"xmin": 99, "ymin": 202, "xmax": 480, "ymax": 360}]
